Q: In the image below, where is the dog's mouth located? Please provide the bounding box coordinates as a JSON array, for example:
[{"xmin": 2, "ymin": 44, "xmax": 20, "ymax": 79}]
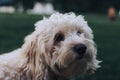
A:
[
  {"xmin": 54, "ymin": 53, "xmax": 87, "ymax": 71},
  {"xmin": 58, "ymin": 59, "xmax": 87, "ymax": 78},
  {"xmin": 52, "ymin": 50, "xmax": 91, "ymax": 78},
  {"xmin": 53, "ymin": 56, "xmax": 87, "ymax": 78}
]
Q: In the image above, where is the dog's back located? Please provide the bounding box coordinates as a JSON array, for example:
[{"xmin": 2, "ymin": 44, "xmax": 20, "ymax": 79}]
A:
[{"xmin": 0, "ymin": 49, "xmax": 22, "ymax": 80}]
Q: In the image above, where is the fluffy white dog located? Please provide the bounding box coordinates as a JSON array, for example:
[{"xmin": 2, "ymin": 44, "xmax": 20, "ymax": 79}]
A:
[{"xmin": 0, "ymin": 13, "xmax": 101, "ymax": 80}]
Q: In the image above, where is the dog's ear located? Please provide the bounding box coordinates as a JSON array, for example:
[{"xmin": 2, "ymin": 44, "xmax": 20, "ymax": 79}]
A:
[
  {"xmin": 23, "ymin": 32, "xmax": 52, "ymax": 64},
  {"xmin": 22, "ymin": 32, "xmax": 45, "ymax": 79},
  {"xmin": 21, "ymin": 32, "xmax": 39, "ymax": 77},
  {"xmin": 22, "ymin": 32, "xmax": 38, "ymax": 64},
  {"xmin": 21, "ymin": 32, "xmax": 52, "ymax": 79}
]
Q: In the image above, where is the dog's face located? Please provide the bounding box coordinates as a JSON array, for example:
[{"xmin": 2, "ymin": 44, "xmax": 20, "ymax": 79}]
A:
[{"xmin": 34, "ymin": 13, "xmax": 101, "ymax": 78}]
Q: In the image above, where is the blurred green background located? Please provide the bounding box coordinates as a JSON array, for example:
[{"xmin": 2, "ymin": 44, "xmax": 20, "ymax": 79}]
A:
[{"xmin": 0, "ymin": 0, "xmax": 120, "ymax": 80}]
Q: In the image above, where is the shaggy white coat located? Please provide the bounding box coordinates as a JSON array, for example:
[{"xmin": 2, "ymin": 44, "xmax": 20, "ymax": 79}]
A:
[{"xmin": 0, "ymin": 12, "xmax": 101, "ymax": 80}]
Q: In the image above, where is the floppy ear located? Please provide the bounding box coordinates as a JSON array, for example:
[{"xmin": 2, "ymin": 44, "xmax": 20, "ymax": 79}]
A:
[
  {"xmin": 21, "ymin": 32, "xmax": 41, "ymax": 79},
  {"xmin": 22, "ymin": 32, "xmax": 38, "ymax": 66},
  {"xmin": 21, "ymin": 32, "xmax": 52, "ymax": 79}
]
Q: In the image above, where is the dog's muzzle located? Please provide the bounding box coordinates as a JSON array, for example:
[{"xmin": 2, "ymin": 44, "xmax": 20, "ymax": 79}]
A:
[{"xmin": 73, "ymin": 44, "xmax": 87, "ymax": 59}]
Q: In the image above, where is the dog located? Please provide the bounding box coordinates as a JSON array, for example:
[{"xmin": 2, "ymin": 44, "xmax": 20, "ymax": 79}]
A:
[{"xmin": 0, "ymin": 13, "xmax": 101, "ymax": 80}]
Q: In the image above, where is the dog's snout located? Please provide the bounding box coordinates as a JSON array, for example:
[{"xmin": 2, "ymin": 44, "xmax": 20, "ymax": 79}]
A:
[{"xmin": 73, "ymin": 44, "xmax": 87, "ymax": 57}]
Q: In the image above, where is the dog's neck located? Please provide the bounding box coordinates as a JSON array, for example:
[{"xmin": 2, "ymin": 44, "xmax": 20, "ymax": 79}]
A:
[
  {"xmin": 47, "ymin": 67, "xmax": 69, "ymax": 80},
  {"xmin": 14, "ymin": 56, "xmax": 69, "ymax": 80},
  {"xmin": 17, "ymin": 65, "xmax": 69, "ymax": 80}
]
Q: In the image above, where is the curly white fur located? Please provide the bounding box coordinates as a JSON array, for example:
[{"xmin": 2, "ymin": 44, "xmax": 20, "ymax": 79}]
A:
[{"xmin": 0, "ymin": 12, "xmax": 101, "ymax": 80}]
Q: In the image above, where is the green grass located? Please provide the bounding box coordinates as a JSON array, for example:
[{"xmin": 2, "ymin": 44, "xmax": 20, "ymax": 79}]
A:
[
  {"xmin": 0, "ymin": 13, "xmax": 43, "ymax": 53},
  {"xmin": 0, "ymin": 13, "xmax": 120, "ymax": 80}
]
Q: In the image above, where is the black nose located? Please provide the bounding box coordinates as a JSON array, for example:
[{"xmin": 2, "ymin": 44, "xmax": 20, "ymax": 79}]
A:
[{"xmin": 73, "ymin": 44, "xmax": 87, "ymax": 57}]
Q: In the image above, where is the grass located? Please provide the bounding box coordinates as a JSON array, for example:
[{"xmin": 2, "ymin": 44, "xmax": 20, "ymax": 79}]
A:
[
  {"xmin": 0, "ymin": 13, "xmax": 43, "ymax": 53},
  {"xmin": 0, "ymin": 13, "xmax": 120, "ymax": 80}
]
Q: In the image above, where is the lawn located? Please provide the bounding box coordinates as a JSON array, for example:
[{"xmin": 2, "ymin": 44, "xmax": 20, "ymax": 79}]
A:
[{"xmin": 0, "ymin": 13, "xmax": 120, "ymax": 80}]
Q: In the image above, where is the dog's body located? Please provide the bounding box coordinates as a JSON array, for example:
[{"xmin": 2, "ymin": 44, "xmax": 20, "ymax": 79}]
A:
[{"xmin": 0, "ymin": 13, "xmax": 101, "ymax": 80}]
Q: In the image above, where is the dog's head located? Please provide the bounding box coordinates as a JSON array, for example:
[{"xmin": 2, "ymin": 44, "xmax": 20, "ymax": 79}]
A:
[{"xmin": 23, "ymin": 13, "xmax": 101, "ymax": 79}]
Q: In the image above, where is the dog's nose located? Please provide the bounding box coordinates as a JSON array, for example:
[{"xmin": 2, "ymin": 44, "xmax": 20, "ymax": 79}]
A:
[{"xmin": 73, "ymin": 44, "xmax": 87, "ymax": 57}]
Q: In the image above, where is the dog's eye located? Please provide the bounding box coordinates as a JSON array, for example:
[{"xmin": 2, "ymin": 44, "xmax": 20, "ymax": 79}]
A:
[
  {"xmin": 54, "ymin": 34, "xmax": 65, "ymax": 42},
  {"xmin": 77, "ymin": 31, "xmax": 81, "ymax": 35}
]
